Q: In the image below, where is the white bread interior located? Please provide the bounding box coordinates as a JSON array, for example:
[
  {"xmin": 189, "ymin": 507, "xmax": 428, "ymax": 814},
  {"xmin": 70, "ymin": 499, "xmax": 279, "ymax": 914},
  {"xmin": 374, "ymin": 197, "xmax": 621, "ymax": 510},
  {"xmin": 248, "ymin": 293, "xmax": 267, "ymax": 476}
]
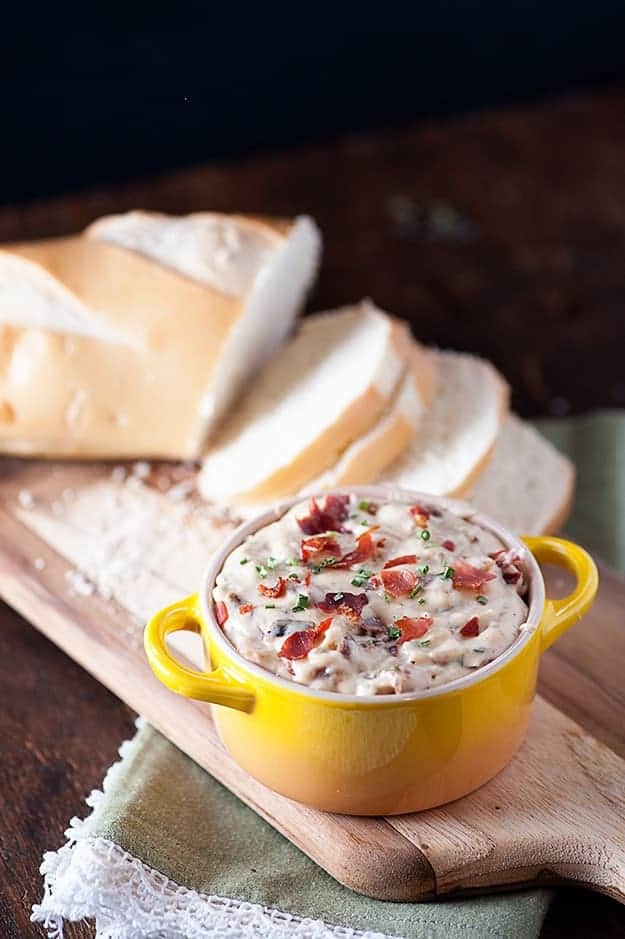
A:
[
  {"xmin": 198, "ymin": 301, "xmax": 409, "ymax": 504},
  {"xmin": 304, "ymin": 338, "xmax": 436, "ymax": 491},
  {"xmin": 0, "ymin": 213, "xmax": 320, "ymax": 458},
  {"xmin": 467, "ymin": 413, "xmax": 575, "ymax": 534},
  {"xmin": 379, "ymin": 349, "xmax": 509, "ymax": 496}
]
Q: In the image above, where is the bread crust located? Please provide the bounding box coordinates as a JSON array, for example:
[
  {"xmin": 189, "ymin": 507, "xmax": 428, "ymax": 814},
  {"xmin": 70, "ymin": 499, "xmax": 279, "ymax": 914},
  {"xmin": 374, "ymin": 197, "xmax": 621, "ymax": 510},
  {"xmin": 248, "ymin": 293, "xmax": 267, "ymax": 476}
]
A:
[{"xmin": 541, "ymin": 463, "xmax": 576, "ymax": 535}]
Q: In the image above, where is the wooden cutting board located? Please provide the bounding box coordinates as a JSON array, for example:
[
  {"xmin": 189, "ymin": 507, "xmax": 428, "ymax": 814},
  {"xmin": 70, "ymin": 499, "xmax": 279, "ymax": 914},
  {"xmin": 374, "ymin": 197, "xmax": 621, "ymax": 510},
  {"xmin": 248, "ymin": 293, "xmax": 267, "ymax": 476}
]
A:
[{"xmin": 1, "ymin": 458, "xmax": 624, "ymax": 904}]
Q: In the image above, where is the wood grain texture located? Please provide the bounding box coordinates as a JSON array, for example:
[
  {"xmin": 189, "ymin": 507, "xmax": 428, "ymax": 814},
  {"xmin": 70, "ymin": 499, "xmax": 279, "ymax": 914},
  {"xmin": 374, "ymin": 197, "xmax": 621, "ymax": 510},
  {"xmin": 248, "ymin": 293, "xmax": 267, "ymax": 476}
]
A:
[{"xmin": 1, "ymin": 464, "xmax": 624, "ymax": 909}]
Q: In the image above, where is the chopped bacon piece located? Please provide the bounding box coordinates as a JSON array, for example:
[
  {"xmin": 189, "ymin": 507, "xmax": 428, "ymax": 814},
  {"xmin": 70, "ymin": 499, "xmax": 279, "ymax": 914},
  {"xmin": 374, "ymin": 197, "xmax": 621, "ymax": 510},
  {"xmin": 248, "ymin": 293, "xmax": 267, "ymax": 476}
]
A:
[
  {"xmin": 214, "ymin": 601, "xmax": 229, "ymax": 625},
  {"xmin": 396, "ymin": 615, "xmax": 433, "ymax": 643},
  {"xmin": 296, "ymin": 494, "xmax": 350, "ymax": 535},
  {"xmin": 460, "ymin": 616, "xmax": 481, "ymax": 638},
  {"xmin": 383, "ymin": 554, "xmax": 417, "ymax": 569},
  {"xmin": 318, "ymin": 591, "xmax": 368, "ymax": 620},
  {"xmin": 377, "ymin": 538, "xmax": 387, "ymax": 549},
  {"xmin": 304, "ymin": 570, "xmax": 312, "ymax": 587},
  {"xmin": 317, "ymin": 616, "xmax": 333, "ymax": 638},
  {"xmin": 380, "ymin": 568, "xmax": 418, "ymax": 597},
  {"xmin": 278, "ymin": 616, "xmax": 333, "ymax": 660},
  {"xmin": 334, "ymin": 527, "xmax": 379, "ymax": 568},
  {"xmin": 452, "ymin": 560, "xmax": 496, "ymax": 591},
  {"xmin": 489, "ymin": 549, "xmax": 524, "ymax": 586},
  {"xmin": 278, "ymin": 629, "xmax": 316, "ymax": 660},
  {"xmin": 258, "ymin": 577, "xmax": 286, "ymax": 599},
  {"xmin": 410, "ymin": 504, "xmax": 431, "ymax": 527},
  {"xmin": 442, "ymin": 540, "xmax": 456, "ymax": 551},
  {"xmin": 239, "ymin": 603, "xmax": 254, "ymax": 615},
  {"xmin": 300, "ymin": 534, "xmax": 342, "ymax": 563}
]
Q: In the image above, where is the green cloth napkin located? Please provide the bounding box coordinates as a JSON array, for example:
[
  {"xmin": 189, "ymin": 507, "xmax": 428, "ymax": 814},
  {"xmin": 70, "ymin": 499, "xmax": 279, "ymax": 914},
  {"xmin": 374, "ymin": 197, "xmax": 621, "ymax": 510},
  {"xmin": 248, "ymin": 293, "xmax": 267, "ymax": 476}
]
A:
[
  {"xmin": 535, "ymin": 410, "xmax": 625, "ymax": 573},
  {"xmin": 59, "ymin": 410, "xmax": 624, "ymax": 938}
]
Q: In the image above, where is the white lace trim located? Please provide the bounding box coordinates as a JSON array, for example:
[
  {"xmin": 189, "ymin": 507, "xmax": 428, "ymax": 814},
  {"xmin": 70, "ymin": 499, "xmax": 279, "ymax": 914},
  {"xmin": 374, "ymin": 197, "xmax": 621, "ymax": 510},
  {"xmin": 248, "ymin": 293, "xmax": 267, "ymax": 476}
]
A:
[
  {"xmin": 30, "ymin": 721, "xmax": 400, "ymax": 939},
  {"xmin": 32, "ymin": 835, "xmax": 403, "ymax": 939}
]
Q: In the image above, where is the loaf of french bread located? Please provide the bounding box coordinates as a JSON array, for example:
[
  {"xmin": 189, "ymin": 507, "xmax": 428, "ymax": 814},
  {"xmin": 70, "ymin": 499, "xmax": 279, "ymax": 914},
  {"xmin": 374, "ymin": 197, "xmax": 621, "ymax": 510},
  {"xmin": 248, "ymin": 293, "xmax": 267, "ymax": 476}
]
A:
[{"xmin": 0, "ymin": 211, "xmax": 320, "ymax": 458}]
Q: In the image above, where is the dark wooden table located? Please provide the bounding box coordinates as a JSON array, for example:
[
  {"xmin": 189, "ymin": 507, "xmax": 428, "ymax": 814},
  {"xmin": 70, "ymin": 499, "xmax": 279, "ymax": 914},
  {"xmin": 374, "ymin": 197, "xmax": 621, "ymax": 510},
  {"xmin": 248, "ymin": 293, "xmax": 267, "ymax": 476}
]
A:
[{"xmin": 2, "ymin": 89, "xmax": 625, "ymax": 937}]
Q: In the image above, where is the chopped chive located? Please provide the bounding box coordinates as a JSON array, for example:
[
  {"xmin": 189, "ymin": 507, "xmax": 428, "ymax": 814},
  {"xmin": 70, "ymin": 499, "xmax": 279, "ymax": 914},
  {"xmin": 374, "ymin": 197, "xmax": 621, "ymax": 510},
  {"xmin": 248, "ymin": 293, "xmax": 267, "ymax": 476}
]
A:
[
  {"xmin": 383, "ymin": 591, "xmax": 392, "ymax": 604},
  {"xmin": 420, "ymin": 529, "xmax": 431, "ymax": 541},
  {"xmin": 288, "ymin": 573, "xmax": 300, "ymax": 580},
  {"xmin": 312, "ymin": 557, "xmax": 337, "ymax": 573},
  {"xmin": 440, "ymin": 566, "xmax": 455, "ymax": 580},
  {"xmin": 287, "ymin": 558, "xmax": 299, "ymax": 567},
  {"xmin": 255, "ymin": 564, "xmax": 268, "ymax": 578},
  {"xmin": 266, "ymin": 556, "xmax": 279, "ymax": 570},
  {"xmin": 418, "ymin": 597, "xmax": 426, "ymax": 605},
  {"xmin": 351, "ymin": 568, "xmax": 373, "ymax": 587},
  {"xmin": 388, "ymin": 624, "xmax": 401, "ymax": 640},
  {"xmin": 476, "ymin": 594, "xmax": 488, "ymax": 605},
  {"xmin": 473, "ymin": 647, "xmax": 486, "ymax": 653},
  {"xmin": 240, "ymin": 558, "xmax": 249, "ymax": 565},
  {"xmin": 419, "ymin": 638, "xmax": 432, "ymax": 647},
  {"xmin": 417, "ymin": 563, "xmax": 429, "ymax": 575},
  {"xmin": 291, "ymin": 594, "xmax": 309, "ymax": 613},
  {"xmin": 359, "ymin": 518, "xmax": 369, "ymax": 525},
  {"xmin": 409, "ymin": 584, "xmax": 423, "ymax": 598},
  {"xmin": 265, "ymin": 603, "xmax": 276, "ymax": 609}
]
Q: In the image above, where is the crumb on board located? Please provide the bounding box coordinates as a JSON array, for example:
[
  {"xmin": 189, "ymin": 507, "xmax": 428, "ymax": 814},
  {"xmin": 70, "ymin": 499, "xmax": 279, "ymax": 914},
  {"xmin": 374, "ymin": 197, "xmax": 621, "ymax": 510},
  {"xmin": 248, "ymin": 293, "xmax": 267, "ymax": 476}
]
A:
[
  {"xmin": 18, "ymin": 489, "xmax": 34, "ymax": 509},
  {"xmin": 132, "ymin": 461, "xmax": 151, "ymax": 480},
  {"xmin": 64, "ymin": 568, "xmax": 95, "ymax": 597}
]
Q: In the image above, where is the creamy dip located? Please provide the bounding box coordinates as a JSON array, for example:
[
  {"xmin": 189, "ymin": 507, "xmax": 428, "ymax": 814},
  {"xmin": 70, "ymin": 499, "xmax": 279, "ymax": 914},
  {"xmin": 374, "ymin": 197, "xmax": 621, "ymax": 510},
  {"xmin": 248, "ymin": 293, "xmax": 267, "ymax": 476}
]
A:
[{"xmin": 212, "ymin": 493, "xmax": 529, "ymax": 695}]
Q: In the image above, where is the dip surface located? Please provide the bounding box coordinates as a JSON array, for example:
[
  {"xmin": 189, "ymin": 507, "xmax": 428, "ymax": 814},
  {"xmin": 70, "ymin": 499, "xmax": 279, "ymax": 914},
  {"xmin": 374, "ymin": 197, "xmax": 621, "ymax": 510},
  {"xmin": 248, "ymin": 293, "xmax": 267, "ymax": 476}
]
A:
[{"xmin": 213, "ymin": 493, "xmax": 529, "ymax": 695}]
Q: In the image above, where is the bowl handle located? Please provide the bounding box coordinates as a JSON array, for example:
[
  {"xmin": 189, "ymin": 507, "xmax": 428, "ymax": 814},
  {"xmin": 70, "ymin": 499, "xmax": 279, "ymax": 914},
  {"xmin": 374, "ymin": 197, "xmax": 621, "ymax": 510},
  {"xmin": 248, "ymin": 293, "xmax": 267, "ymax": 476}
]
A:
[
  {"xmin": 144, "ymin": 595, "xmax": 255, "ymax": 712},
  {"xmin": 522, "ymin": 536, "xmax": 599, "ymax": 652}
]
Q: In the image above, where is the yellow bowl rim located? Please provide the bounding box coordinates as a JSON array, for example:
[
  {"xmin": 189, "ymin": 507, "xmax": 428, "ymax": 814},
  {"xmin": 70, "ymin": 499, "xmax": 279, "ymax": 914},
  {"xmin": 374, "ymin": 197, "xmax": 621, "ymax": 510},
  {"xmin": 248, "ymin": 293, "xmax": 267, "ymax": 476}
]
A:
[{"xmin": 200, "ymin": 486, "xmax": 546, "ymax": 705}]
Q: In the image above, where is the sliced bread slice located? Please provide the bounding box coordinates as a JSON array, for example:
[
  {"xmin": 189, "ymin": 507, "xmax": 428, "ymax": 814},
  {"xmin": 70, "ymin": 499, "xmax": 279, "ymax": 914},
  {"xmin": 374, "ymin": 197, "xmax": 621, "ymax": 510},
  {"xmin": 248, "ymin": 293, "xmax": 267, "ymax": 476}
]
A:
[
  {"xmin": 379, "ymin": 349, "xmax": 509, "ymax": 496},
  {"xmin": 467, "ymin": 413, "xmax": 575, "ymax": 534},
  {"xmin": 303, "ymin": 340, "xmax": 436, "ymax": 491},
  {"xmin": 198, "ymin": 302, "xmax": 409, "ymax": 504}
]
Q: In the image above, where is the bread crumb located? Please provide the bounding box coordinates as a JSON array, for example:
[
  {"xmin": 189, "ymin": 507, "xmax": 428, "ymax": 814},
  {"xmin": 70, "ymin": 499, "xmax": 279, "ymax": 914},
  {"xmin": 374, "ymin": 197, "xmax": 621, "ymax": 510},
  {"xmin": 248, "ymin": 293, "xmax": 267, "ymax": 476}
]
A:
[
  {"xmin": 168, "ymin": 480, "xmax": 195, "ymax": 501},
  {"xmin": 132, "ymin": 461, "xmax": 151, "ymax": 479},
  {"xmin": 18, "ymin": 489, "xmax": 35, "ymax": 509},
  {"xmin": 65, "ymin": 568, "xmax": 95, "ymax": 597}
]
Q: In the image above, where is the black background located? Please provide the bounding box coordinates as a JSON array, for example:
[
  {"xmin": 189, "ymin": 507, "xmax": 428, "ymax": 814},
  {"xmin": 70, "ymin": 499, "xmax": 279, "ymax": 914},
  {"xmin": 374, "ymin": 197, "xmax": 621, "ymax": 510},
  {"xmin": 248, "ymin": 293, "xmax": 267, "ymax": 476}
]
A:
[{"xmin": 4, "ymin": 2, "xmax": 625, "ymax": 204}]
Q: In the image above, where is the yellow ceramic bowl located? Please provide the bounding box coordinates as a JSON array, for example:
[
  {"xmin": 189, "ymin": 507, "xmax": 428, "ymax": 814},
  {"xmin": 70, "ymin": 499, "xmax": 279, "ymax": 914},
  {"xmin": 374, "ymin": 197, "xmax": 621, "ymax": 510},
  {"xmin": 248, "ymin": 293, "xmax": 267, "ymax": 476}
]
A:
[{"xmin": 144, "ymin": 488, "xmax": 598, "ymax": 815}]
